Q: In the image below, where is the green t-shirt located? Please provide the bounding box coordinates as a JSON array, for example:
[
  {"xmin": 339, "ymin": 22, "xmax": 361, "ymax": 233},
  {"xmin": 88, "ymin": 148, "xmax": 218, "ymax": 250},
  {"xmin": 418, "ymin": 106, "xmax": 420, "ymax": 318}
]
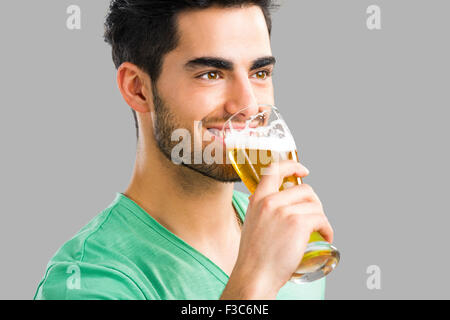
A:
[{"xmin": 34, "ymin": 190, "xmax": 326, "ymax": 300}]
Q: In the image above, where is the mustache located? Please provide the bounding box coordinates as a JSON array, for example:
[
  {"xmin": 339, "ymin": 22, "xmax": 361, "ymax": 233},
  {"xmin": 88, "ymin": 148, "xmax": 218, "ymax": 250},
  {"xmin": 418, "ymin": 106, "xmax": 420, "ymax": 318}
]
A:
[
  {"xmin": 200, "ymin": 116, "xmax": 250, "ymax": 128},
  {"xmin": 201, "ymin": 116, "xmax": 230, "ymax": 124}
]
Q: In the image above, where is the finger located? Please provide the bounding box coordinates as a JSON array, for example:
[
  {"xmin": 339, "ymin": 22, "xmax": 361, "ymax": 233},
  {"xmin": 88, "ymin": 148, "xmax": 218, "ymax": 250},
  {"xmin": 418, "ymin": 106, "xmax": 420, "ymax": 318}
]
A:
[
  {"xmin": 271, "ymin": 183, "xmax": 321, "ymax": 206},
  {"xmin": 277, "ymin": 201, "xmax": 323, "ymax": 217},
  {"xmin": 253, "ymin": 161, "xmax": 309, "ymax": 202},
  {"xmin": 306, "ymin": 214, "xmax": 334, "ymax": 244},
  {"xmin": 281, "ymin": 208, "xmax": 334, "ymax": 244}
]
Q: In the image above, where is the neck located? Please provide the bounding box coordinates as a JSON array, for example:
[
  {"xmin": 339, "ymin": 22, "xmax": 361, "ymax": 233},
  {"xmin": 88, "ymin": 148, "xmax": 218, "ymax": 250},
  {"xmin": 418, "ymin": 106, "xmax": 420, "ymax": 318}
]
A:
[{"xmin": 123, "ymin": 131, "xmax": 240, "ymax": 249}]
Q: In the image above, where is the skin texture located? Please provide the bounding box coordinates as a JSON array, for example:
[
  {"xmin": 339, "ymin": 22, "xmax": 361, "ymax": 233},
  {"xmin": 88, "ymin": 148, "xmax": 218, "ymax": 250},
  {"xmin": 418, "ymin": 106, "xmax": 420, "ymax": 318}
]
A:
[{"xmin": 116, "ymin": 5, "xmax": 333, "ymax": 299}]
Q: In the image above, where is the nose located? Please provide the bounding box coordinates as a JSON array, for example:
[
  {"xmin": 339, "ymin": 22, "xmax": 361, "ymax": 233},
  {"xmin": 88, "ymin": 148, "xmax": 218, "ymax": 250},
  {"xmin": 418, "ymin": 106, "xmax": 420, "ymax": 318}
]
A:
[{"xmin": 224, "ymin": 74, "xmax": 259, "ymax": 120}]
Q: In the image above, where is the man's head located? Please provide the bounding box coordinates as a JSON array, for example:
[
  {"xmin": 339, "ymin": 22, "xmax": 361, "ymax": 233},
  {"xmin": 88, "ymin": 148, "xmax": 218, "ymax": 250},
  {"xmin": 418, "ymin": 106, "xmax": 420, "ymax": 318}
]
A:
[{"xmin": 104, "ymin": 0, "xmax": 277, "ymax": 183}]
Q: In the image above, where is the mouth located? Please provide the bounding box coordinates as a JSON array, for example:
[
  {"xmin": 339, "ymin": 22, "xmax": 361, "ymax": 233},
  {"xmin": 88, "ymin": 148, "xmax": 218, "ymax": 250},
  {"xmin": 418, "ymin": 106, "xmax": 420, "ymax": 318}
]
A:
[
  {"xmin": 205, "ymin": 128, "xmax": 229, "ymax": 146},
  {"xmin": 206, "ymin": 124, "xmax": 248, "ymax": 135},
  {"xmin": 204, "ymin": 121, "xmax": 259, "ymax": 144},
  {"xmin": 206, "ymin": 127, "xmax": 223, "ymax": 137}
]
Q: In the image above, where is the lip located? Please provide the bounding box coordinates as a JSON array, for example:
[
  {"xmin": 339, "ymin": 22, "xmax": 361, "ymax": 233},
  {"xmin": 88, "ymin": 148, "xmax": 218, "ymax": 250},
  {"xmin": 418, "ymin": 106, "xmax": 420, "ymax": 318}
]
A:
[
  {"xmin": 206, "ymin": 124, "xmax": 240, "ymax": 131},
  {"xmin": 206, "ymin": 124, "xmax": 255, "ymax": 131},
  {"xmin": 204, "ymin": 127, "xmax": 226, "ymax": 146}
]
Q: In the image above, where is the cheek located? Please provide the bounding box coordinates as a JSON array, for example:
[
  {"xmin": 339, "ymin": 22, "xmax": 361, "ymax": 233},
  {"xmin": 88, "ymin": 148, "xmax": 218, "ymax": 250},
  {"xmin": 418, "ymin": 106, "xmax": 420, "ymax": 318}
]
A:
[
  {"xmin": 173, "ymin": 84, "xmax": 225, "ymax": 120},
  {"xmin": 158, "ymin": 80, "xmax": 211, "ymax": 123},
  {"xmin": 156, "ymin": 65, "xmax": 219, "ymax": 117},
  {"xmin": 253, "ymin": 81, "xmax": 275, "ymax": 105}
]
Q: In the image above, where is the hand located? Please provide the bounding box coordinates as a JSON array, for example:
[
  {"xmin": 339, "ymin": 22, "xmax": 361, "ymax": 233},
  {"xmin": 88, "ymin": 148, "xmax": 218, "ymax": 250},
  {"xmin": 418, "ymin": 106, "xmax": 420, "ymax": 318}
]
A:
[{"xmin": 221, "ymin": 160, "xmax": 334, "ymax": 299}]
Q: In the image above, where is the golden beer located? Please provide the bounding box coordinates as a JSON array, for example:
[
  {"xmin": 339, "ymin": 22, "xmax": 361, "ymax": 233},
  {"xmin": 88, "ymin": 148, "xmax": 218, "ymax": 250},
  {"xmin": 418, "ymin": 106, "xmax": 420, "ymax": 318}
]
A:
[
  {"xmin": 227, "ymin": 146, "xmax": 339, "ymax": 282},
  {"xmin": 223, "ymin": 104, "xmax": 340, "ymax": 283}
]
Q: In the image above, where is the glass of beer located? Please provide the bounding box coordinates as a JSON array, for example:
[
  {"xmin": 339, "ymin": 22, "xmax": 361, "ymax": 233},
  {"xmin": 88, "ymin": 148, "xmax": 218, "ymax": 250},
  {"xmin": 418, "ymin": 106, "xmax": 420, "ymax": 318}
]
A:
[{"xmin": 222, "ymin": 104, "xmax": 340, "ymax": 283}]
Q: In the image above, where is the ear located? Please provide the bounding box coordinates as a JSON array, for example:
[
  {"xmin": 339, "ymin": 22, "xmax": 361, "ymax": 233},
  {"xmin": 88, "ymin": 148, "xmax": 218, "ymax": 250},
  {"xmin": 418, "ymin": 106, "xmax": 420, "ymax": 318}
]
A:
[{"xmin": 117, "ymin": 62, "xmax": 153, "ymax": 113}]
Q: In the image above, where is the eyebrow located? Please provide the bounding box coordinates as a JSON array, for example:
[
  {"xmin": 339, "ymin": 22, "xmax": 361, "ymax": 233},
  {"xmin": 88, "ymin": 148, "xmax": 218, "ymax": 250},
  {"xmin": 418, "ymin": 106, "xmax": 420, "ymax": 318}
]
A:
[
  {"xmin": 250, "ymin": 56, "xmax": 276, "ymax": 71},
  {"xmin": 184, "ymin": 56, "xmax": 276, "ymax": 72}
]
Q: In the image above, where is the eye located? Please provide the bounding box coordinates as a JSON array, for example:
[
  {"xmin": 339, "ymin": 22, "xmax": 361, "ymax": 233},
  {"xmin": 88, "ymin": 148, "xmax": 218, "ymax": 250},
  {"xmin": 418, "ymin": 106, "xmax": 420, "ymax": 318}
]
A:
[
  {"xmin": 252, "ymin": 70, "xmax": 271, "ymax": 80},
  {"xmin": 199, "ymin": 71, "xmax": 221, "ymax": 80}
]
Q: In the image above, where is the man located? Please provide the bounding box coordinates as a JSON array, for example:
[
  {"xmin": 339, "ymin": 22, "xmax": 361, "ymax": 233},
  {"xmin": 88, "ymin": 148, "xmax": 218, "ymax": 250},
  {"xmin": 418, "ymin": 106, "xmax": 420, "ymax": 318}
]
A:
[{"xmin": 34, "ymin": 0, "xmax": 334, "ymax": 300}]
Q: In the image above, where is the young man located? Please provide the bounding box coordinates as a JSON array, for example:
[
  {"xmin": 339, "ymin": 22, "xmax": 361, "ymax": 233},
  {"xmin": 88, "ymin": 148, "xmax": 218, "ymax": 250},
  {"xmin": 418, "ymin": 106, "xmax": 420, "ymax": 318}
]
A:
[{"xmin": 34, "ymin": 0, "xmax": 334, "ymax": 300}]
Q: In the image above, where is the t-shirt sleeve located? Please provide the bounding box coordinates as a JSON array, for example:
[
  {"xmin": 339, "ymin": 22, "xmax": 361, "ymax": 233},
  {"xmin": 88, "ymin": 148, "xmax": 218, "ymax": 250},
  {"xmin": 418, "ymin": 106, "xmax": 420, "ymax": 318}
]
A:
[{"xmin": 33, "ymin": 261, "xmax": 147, "ymax": 300}]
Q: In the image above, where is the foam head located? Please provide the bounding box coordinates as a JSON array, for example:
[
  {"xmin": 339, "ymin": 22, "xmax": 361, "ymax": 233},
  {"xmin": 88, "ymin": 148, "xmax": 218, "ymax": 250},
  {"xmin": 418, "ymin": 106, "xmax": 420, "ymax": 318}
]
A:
[{"xmin": 224, "ymin": 119, "xmax": 297, "ymax": 152}]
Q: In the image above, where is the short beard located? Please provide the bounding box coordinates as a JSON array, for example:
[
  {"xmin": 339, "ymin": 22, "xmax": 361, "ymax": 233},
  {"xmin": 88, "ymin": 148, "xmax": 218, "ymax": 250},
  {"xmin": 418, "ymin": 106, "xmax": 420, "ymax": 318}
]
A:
[{"xmin": 151, "ymin": 84, "xmax": 241, "ymax": 183}]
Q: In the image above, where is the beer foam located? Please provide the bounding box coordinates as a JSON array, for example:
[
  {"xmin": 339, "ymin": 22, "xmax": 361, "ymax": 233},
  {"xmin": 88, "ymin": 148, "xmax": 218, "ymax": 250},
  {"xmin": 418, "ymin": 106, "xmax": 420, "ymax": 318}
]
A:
[
  {"xmin": 224, "ymin": 118, "xmax": 297, "ymax": 151},
  {"xmin": 225, "ymin": 131, "xmax": 296, "ymax": 152}
]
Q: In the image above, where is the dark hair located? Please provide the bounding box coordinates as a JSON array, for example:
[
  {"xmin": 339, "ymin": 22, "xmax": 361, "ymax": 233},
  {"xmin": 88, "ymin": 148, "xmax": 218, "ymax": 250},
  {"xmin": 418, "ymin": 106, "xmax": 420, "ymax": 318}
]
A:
[{"xmin": 103, "ymin": 0, "xmax": 278, "ymax": 141}]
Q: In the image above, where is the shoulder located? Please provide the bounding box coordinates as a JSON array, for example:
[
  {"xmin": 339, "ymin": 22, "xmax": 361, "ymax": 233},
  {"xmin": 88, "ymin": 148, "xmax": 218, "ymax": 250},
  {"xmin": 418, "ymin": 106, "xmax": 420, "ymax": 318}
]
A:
[
  {"xmin": 33, "ymin": 261, "xmax": 148, "ymax": 300},
  {"xmin": 48, "ymin": 205, "xmax": 116, "ymax": 263},
  {"xmin": 34, "ymin": 200, "xmax": 159, "ymax": 300},
  {"xmin": 233, "ymin": 189, "xmax": 250, "ymax": 203},
  {"xmin": 277, "ymin": 277, "xmax": 326, "ymax": 300},
  {"xmin": 232, "ymin": 189, "xmax": 250, "ymax": 220}
]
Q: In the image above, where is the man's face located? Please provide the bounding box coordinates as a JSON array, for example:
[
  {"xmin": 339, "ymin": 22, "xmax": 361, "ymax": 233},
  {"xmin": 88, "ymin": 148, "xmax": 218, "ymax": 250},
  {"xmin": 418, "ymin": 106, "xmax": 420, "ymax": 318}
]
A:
[{"xmin": 152, "ymin": 5, "xmax": 275, "ymax": 182}]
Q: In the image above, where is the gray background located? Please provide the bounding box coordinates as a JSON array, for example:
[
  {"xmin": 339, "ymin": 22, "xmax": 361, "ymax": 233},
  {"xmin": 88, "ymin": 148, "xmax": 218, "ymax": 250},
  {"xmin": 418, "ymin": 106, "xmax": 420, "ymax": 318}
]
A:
[{"xmin": 0, "ymin": 0, "xmax": 448, "ymax": 299}]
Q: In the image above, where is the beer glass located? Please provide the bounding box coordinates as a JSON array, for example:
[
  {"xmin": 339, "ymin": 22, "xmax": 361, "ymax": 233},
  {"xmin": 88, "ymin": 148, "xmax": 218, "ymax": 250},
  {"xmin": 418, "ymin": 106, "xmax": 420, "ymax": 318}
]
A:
[{"xmin": 222, "ymin": 104, "xmax": 340, "ymax": 283}]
